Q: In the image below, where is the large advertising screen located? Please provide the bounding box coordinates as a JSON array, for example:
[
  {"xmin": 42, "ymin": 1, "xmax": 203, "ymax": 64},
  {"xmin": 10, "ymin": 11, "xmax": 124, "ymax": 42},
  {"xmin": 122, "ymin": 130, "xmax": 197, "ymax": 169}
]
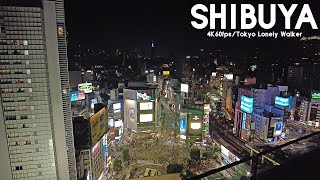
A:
[
  {"xmin": 139, "ymin": 102, "xmax": 153, "ymax": 110},
  {"xmin": 137, "ymin": 91, "xmax": 152, "ymax": 100},
  {"xmin": 163, "ymin": 71, "xmax": 170, "ymax": 76},
  {"xmin": 179, "ymin": 117, "xmax": 186, "ymax": 134},
  {"xmin": 78, "ymin": 83, "xmax": 93, "ymax": 93},
  {"xmin": 274, "ymin": 122, "xmax": 283, "ymax": 136},
  {"xmin": 92, "ymin": 142, "xmax": 100, "ymax": 157},
  {"xmin": 113, "ymin": 103, "xmax": 121, "ymax": 110},
  {"xmin": 190, "ymin": 123, "xmax": 201, "ymax": 129},
  {"xmin": 204, "ymin": 104, "xmax": 210, "ymax": 110},
  {"xmin": 181, "ymin": 84, "xmax": 189, "ymax": 93},
  {"xmin": 240, "ymin": 96, "xmax": 253, "ymax": 114},
  {"xmin": 275, "ymin": 96, "xmax": 289, "ymax": 107},
  {"xmin": 70, "ymin": 92, "xmax": 78, "ymax": 101},
  {"xmin": 90, "ymin": 98, "xmax": 97, "ymax": 109},
  {"xmin": 311, "ymin": 91, "xmax": 320, "ymax": 100},
  {"xmin": 187, "ymin": 115, "xmax": 203, "ymax": 136},
  {"xmin": 224, "ymin": 74, "xmax": 234, "ymax": 80},
  {"xmin": 242, "ymin": 112, "xmax": 247, "ymax": 130},
  {"xmin": 114, "ymin": 120, "xmax": 123, "ymax": 128},
  {"xmin": 108, "ymin": 119, "xmax": 115, "ymax": 128},
  {"xmin": 70, "ymin": 91, "xmax": 85, "ymax": 101},
  {"xmin": 90, "ymin": 108, "xmax": 108, "ymax": 145},
  {"xmin": 139, "ymin": 114, "xmax": 153, "ymax": 122},
  {"xmin": 78, "ymin": 90, "xmax": 85, "ymax": 100}
]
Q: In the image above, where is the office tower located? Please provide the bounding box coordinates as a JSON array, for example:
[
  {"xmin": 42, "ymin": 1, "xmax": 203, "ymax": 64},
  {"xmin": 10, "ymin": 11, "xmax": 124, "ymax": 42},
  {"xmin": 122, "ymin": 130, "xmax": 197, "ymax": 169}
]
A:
[{"xmin": 0, "ymin": 0, "xmax": 77, "ymax": 180}]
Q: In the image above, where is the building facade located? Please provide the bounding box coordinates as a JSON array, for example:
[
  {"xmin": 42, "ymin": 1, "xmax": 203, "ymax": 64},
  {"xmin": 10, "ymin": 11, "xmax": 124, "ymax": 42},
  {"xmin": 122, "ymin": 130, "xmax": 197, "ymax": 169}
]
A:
[{"xmin": 0, "ymin": 1, "xmax": 76, "ymax": 179}]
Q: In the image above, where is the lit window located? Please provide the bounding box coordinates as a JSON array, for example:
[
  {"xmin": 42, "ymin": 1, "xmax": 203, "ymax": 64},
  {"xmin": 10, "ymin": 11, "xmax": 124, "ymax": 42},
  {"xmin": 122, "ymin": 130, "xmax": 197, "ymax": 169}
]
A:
[
  {"xmin": 58, "ymin": 27, "xmax": 64, "ymax": 36},
  {"xmin": 24, "ymin": 50, "xmax": 29, "ymax": 55},
  {"xmin": 23, "ymin": 40, "xmax": 28, "ymax": 45},
  {"xmin": 11, "ymin": 40, "xmax": 19, "ymax": 45}
]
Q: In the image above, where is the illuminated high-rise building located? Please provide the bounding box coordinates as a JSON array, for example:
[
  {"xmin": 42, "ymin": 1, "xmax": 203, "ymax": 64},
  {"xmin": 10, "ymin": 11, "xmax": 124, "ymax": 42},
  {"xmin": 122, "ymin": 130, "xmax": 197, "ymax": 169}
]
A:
[{"xmin": 0, "ymin": 0, "xmax": 77, "ymax": 179}]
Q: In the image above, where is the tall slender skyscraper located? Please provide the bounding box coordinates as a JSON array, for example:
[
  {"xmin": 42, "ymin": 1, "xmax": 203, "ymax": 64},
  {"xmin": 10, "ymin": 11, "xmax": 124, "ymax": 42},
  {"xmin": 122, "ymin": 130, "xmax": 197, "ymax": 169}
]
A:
[{"xmin": 0, "ymin": 0, "xmax": 77, "ymax": 179}]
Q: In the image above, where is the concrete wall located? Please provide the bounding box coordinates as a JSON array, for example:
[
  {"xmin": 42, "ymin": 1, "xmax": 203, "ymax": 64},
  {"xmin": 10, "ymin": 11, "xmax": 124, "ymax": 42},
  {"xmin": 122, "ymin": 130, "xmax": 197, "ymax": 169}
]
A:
[{"xmin": 43, "ymin": 1, "xmax": 70, "ymax": 179}]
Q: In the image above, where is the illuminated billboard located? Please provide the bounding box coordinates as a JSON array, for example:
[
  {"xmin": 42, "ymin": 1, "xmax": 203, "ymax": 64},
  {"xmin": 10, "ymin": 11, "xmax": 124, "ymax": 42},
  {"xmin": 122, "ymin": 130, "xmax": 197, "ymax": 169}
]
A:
[
  {"xmin": 92, "ymin": 142, "xmax": 100, "ymax": 157},
  {"xmin": 191, "ymin": 123, "xmax": 201, "ymax": 129},
  {"xmin": 224, "ymin": 74, "xmax": 234, "ymax": 80},
  {"xmin": 70, "ymin": 91, "xmax": 85, "ymax": 101},
  {"xmin": 108, "ymin": 119, "xmax": 115, "ymax": 128},
  {"xmin": 244, "ymin": 77, "xmax": 256, "ymax": 85},
  {"xmin": 311, "ymin": 91, "xmax": 320, "ymax": 100},
  {"xmin": 78, "ymin": 83, "xmax": 93, "ymax": 93},
  {"xmin": 163, "ymin": 71, "xmax": 170, "ymax": 76},
  {"xmin": 90, "ymin": 98, "xmax": 97, "ymax": 109},
  {"xmin": 242, "ymin": 113, "xmax": 247, "ymax": 130},
  {"xmin": 187, "ymin": 115, "xmax": 203, "ymax": 136},
  {"xmin": 70, "ymin": 92, "xmax": 78, "ymax": 101},
  {"xmin": 181, "ymin": 84, "xmax": 189, "ymax": 93},
  {"xmin": 90, "ymin": 108, "xmax": 108, "ymax": 145},
  {"xmin": 139, "ymin": 114, "xmax": 153, "ymax": 122},
  {"xmin": 137, "ymin": 92, "xmax": 152, "ymax": 100},
  {"xmin": 179, "ymin": 117, "xmax": 186, "ymax": 134},
  {"xmin": 113, "ymin": 103, "xmax": 121, "ymax": 110},
  {"xmin": 114, "ymin": 120, "xmax": 123, "ymax": 128},
  {"xmin": 274, "ymin": 122, "xmax": 283, "ymax": 136},
  {"xmin": 275, "ymin": 96, "xmax": 289, "ymax": 107},
  {"xmin": 78, "ymin": 90, "xmax": 85, "ymax": 100},
  {"xmin": 139, "ymin": 102, "xmax": 153, "ymax": 110},
  {"xmin": 204, "ymin": 104, "xmax": 210, "ymax": 110},
  {"xmin": 240, "ymin": 96, "xmax": 253, "ymax": 114}
]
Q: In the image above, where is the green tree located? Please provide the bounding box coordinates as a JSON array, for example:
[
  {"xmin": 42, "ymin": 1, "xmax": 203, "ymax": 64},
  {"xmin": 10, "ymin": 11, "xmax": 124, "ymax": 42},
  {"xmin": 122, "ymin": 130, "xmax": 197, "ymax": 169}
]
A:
[
  {"xmin": 166, "ymin": 163, "xmax": 184, "ymax": 174},
  {"xmin": 202, "ymin": 151, "xmax": 213, "ymax": 159},
  {"xmin": 190, "ymin": 149, "xmax": 200, "ymax": 161},
  {"xmin": 214, "ymin": 145, "xmax": 221, "ymax": 152},
  {"xmin": 212, "ymin": 154, "xmax": 218, "ymax": 160},
  {"xmin": 114, "ymin": 159, "xmax": 122, "ymax": 172},
  {"xmin": 123, "ymin": 149, "xmax": 130, "ymax": 164}
]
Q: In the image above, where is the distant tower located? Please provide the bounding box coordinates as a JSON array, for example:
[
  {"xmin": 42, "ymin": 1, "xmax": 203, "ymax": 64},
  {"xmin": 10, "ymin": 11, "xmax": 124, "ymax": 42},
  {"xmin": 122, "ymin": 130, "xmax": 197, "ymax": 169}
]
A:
[{"xmin": 151, "ymin": 41, "xmax": 155, "ymax": 58}]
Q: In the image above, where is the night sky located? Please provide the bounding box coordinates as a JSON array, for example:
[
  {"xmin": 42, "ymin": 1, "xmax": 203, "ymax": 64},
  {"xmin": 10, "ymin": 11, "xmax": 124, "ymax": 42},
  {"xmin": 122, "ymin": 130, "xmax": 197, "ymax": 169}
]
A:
[{"xmin": 65, "ymin": 0, "xmax": 320, "ymax": 58}]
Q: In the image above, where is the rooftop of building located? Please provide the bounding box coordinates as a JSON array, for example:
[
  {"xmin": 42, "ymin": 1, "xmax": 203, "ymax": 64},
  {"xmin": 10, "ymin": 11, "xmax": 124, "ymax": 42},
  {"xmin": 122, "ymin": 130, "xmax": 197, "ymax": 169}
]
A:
[
  {"xmin": 71, "ymin": 105, "xmax": 88, "ymax": 117},
  {"xmin": 73, "ymin": 117, "xmax": 91, "ymax": 150}
]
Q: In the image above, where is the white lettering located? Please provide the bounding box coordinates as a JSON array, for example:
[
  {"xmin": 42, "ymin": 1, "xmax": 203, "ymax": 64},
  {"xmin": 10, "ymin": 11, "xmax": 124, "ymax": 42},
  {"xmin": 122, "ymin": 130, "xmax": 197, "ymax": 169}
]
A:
[
  {"xmin": 210, "ymin": 4, "xmax": 226, "ymax": 29},
  {"xmin": 191, "ymin": 4, "xmax": 208, "ymax": 29},
  {"xmin": 295, "ymin": 4, "xmax": 318, "ymax": 29},
  {"xmin": 241, "ymin": 4, "xmax": 257, "ymax": 29},
  {"xmin": 258, "ymin": 4, "xmax": 276, "ymax": 29},
  {"xmin": 278, "ymin": 4, "xmax": 298, "ymax": 29}
]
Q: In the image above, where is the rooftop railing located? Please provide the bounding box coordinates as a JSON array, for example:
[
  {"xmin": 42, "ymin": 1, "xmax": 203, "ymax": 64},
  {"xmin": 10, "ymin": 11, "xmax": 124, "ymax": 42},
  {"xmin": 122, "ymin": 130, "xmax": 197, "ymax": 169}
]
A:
[{"xmin": 188, "ymin": 131, "xmax": 320, "ymax": 180}]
